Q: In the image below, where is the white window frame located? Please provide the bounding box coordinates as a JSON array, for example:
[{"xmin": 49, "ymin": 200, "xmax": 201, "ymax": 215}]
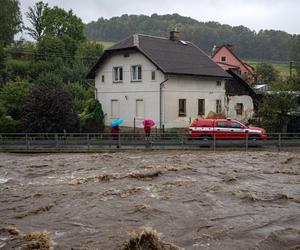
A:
[
  {"xmin": 235, "ymin": 103, "xmax": 244, "ymax": 115},
  {"xmin": 131, "ymin": 65, "xmax": 142, "ymax": 82},
  {"xmin": 151, "ymin": 71, "xmax": 156, "ymax": 81},
  {"xmin": 198, "ymin": 99, "xmax": 205, "ymax": 116},
  {"xmin": 178, "ymin": 99, "xmax": 186, "ymax": 117},
  {"xmin": 220, "ymin": 56, "xmax": 227, "ymax": 63},
  {"xmin": 113, "ymin": 66, "xmax": 123, "ymax": 83}
]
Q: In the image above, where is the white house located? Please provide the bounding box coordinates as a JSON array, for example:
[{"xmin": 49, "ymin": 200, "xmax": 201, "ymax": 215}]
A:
[{"xmin": 86, "ymin": 31, "xmax": 255, "ymax": 128}]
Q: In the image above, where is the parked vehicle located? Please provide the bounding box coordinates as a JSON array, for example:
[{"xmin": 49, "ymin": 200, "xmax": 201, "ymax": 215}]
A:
[{"xmin": 189, "ymin": 118, "xmax": 267, "ymax": 140}]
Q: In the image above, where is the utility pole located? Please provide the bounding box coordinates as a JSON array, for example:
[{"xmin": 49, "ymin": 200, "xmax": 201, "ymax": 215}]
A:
[{"xmin": 290, "ymin": 61, "xmax": 293, "ymax": 77}]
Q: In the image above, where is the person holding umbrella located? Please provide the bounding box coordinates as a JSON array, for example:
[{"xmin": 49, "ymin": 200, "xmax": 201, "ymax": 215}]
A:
[
  {"xmin": 143, "ymin": 119, "xmax": 155, "ymax": 139},
  {"xmin": 111, "ymin": 118, "xmax": 123, "ymax": 147}
]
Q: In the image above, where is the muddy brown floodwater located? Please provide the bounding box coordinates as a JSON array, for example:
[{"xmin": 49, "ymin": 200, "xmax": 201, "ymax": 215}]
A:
[{"xmin": 1, "ymin": 150, "xmax": 300, "ymax": 249}]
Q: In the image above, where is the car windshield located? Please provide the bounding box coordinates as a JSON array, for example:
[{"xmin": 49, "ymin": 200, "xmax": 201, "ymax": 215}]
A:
[{"xmin": 230, "ymin": 122, "xmax": 242, "ymax": 128}]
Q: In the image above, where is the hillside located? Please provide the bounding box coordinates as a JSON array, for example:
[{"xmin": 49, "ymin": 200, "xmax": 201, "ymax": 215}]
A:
[{"xmin": 84, "ymin": 13, "xmax": 293, "ymax": 61}]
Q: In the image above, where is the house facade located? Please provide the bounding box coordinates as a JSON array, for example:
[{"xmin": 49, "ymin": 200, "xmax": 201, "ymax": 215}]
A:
[
  {"xmin": 211, "ymin": 44, "xmax": 255, "ymax": 84},
  {"xmin": 87, "ymin": 32, "xmax": 255, "ymax": 128}
]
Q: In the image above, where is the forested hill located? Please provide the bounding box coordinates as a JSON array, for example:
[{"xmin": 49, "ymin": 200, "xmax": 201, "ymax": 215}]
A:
[{"xmin": 84, "ymin": 13, "xmax": 294, "ymax": 61}]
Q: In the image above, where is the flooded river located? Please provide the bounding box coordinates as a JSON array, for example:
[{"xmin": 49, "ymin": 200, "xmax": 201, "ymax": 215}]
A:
[{"xmin": 0, "ymin": 150, "xmax": 300, "ymax": 249}]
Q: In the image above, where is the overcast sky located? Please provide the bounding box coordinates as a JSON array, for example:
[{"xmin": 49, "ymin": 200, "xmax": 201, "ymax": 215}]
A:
[{"xmin": 19, "ymin": 0, "xmax": 300, "ymax": 35}]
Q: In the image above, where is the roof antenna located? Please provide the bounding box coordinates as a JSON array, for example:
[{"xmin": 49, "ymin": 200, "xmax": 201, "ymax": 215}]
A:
[{"xmin": 212, "ymin": 45, "xmax": 217, "ymax": 54}]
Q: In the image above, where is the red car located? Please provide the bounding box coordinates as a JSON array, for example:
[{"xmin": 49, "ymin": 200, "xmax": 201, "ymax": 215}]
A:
[{"xmin": 189, "ymin": 118, "xmax": 267, "ymax": 140}]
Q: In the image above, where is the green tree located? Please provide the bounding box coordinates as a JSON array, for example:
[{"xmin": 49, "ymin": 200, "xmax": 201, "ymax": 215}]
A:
[
  {"xmin": 75, "ymin": 41, "xmax": 104, "ymax": 67},
  {"xmin": 42, "ymin": 6, "xmax": 85, "ymax": 42},
  {"xmin": 257, "ymin": 90, "xmax": 298, "ymax": 133},
  {"xmin": 80, "ymin": 98, "xmax": 105, "ymax": 132},
  {"xmin": 25, "ymin": 1, "xmax": 48, "ymax": 41},
  {"xmin": 255, "ymin": 63, "xmax": 279, "ymax": 85},
  {"xmin": 0, "ymin": 100, "xmax": 18, "ymax": 133},
  {"xmin": 66, "ymin": 83, "xmax": 94, "ymax": 114},
  {"xmin": 34, "ymin": 35, "xmax": 65, "ymax": 61},
  {"xmin": 0, "ymin": 0, "xmax": 22, "ymax": 46},
  {"xmin": 21, "ymin": 81, "xmax": 79, "ymax": 133},
  {"xmin": 0, "ymin": 78, "xmax": 32, "ymax": 120},
  {"xmin": 0, "ymin": 40, "xmax": 6, "ymax": 86}
]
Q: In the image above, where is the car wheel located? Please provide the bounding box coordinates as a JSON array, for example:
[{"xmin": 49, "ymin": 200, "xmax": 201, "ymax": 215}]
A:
[
  {"xmin": 249, "ymin": 135, "xmax": 260, "ymax": 141},
  {"xmin": 201, "ymin": 135, "xmax": 212, "ymax": 141}
]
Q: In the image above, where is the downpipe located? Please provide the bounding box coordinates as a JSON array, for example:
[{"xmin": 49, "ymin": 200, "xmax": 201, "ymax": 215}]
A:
[{"xmin": 159, "ymin": 78, "xmax": 169, "ymax": 129}]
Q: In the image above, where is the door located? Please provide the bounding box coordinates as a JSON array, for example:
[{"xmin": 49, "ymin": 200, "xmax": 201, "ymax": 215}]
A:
[
  {"xmin": 111, "ymin": 99, "xmax": 120, "ymax": 119},
  {"xmin": 228, "ymin": 121, "xmax": 246, "ymax": 140},
  {"xmin": 215, "ymin": 120, "xmax": 229, "ymax": 139}
]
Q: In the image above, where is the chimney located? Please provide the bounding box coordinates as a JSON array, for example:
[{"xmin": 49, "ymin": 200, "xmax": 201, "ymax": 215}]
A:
[
  {"xmin": 170, "ymin": 30, "xmax": 180, "ymax": 42},
  {"xmin": 133, "ymin": 34, "xmax": 139, "ymax": 47}
]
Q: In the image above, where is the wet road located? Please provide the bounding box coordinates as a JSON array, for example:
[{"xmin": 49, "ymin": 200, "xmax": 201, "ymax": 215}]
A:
[{"xmin": 0, "ymin": 151, "xmax": 300, "ymax": 249}]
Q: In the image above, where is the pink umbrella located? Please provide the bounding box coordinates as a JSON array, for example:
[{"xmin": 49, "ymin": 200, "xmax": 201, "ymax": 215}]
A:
[{"xmin": 143, "ymin": 119, "xmax": 155, "ymax": 127}]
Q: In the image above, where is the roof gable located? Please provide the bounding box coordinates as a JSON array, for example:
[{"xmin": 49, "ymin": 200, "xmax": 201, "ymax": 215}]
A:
[
  {"xmin": 212, "ymin": 45, "xmax": 254, "ymax": 75},
  {"xmin": 86, "ymin": 34, "xmax": 231, "ymax": 79}
]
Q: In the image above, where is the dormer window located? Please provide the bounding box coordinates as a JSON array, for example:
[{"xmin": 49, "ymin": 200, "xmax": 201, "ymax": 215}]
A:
[
  {"xmin": 113, "ymin": 67, "xmax": 123, "ymax": 82},
  {"xmin": 131, "ymin": 65, "xmax": 142, "ymax": 81},
  {"xmin": 220, "ymin": 56, "xmax": 227, "ymax": 62}
]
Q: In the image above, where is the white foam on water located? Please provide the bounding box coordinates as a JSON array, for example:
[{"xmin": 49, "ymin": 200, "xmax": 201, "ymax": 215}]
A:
[{"xmin": 0, "ymin": 177, "xmax": 10, "ymax": 184}]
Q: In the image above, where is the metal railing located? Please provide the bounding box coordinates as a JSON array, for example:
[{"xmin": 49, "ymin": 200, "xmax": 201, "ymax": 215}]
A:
[{"xmin": 1, "ymin": 132, "xmax": 300, "ymax": 151}]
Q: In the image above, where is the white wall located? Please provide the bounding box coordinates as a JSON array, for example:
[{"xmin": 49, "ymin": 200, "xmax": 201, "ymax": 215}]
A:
[
  {"xmin": 226, "ymin": 95, "xmax": 254, "ymax": 122},
  {"xmin": 163, "ymin": 76, "xmax": 226, "ymax": 128},
  {"xmin": 95, "ymin": 51, "xmax": 164, "ymax": 127}
]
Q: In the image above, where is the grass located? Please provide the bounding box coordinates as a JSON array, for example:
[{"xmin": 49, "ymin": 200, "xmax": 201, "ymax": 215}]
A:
[
  {"xmin": 97, "ymin": 40, "xmax": 115, "ymax": 49},
  {"xmin": 246, "ymin": 60, "xmax": 290, "ymax": 78}
]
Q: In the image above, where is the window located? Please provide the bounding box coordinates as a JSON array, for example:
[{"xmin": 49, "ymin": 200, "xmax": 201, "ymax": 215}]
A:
[
  {"xmin": 101, "ymin": 75, "xmax": 105, "ymax": 83},
  {"xmin": 221, "ymin": 56, "xmax": 227, "ymax": 62},
  {"xmin": 235, "ymin": 103, "xmax": 244, "ymax": 115},
  {"xmin": 113, "ymin": 67, "xmax": 123, "ymax": 82},
  {"xmin": 178, "ymin": 99, "xmax": 186, "ymax": 117},
  {"xmin": 198, "ymin": 99, "xmax": 205, "ymax": 116},
  {"xmin": 216, "ymin": 121, "xmax": 228, "ymax": 128},
  {"xmin": 111, "ymin": 100, "xmax": 119, "ymax": 118},
  {"xmin": 230, "ymin": 122, "xmax": 242, "ymax": 128},
  {"xmin": 136, "ymin": 99, "xmax": 144, "ymax": 118},
  {"xmin": 151, "ymin": 71, "xmax": 156, "ymax": 80},
  {"xmin": 131, "ymin": 65, "xmax": 142, "ymax": 81},
  {"xmin": 216, "ymin": 80, "xmax": 222, "ymax": 86},
  {"xmin": 216, "ymin": 99, "xmax": 222, "ymax": 113}
]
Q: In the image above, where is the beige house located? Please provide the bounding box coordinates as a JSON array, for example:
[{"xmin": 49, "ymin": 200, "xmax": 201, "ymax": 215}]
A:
[{"xmin": 86, "ymin": 31, "xmax": 254, "ymax": 128}]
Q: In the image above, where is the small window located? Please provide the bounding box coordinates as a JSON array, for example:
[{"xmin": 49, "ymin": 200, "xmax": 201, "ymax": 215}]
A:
[
  {"xmin": 131, "ymin": 65, "xmax": 142, "ymax": 81},
  {"xmin": 198, "ymin": 99, "xmax": 205, "ymax": 116},
  {"xmin": 216, "ymin": 99, "xmax": 222, "ymax": 113},
  {"xmin": 230, "ymin": 122, "xmax": 242, "ymax": 128},
  {"xmin": 216, "ymin": 121, "xmax": 228, "ymax": 128},
  {"xmin": 221, "ymin": 56, "xmax": 226, "ymax": 62},
  {"xmin": 216, "ymin": 80, "xmax": 222, "ymax": 86},
  {"xmin": 101, "ymin": 75, "xmax": 105, "ymax": 83},
  {"xmin": 235, "ymin": 103, "xmax": 244, "ymax": 115},
  {"xmin": 178, "ymin": 99, "xmax": 186, "ymax": 117},
  {"xmin": 111, "ymin": 99, "xmax": 119, "ymax": 118},
  {"xmin": 124, "ymin": 53, "xmax": 130, "ymax": 57},
  {"xmin": 151, "ymin": 71, "xmax": 156, "ymax": 80},
  {"xmin": 136, "ymin": 99, "xmax": 144, "ymax": 118},
  {"xmin": 113, "ymin": 67, "xmax": 123, "ymax": 82}
]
